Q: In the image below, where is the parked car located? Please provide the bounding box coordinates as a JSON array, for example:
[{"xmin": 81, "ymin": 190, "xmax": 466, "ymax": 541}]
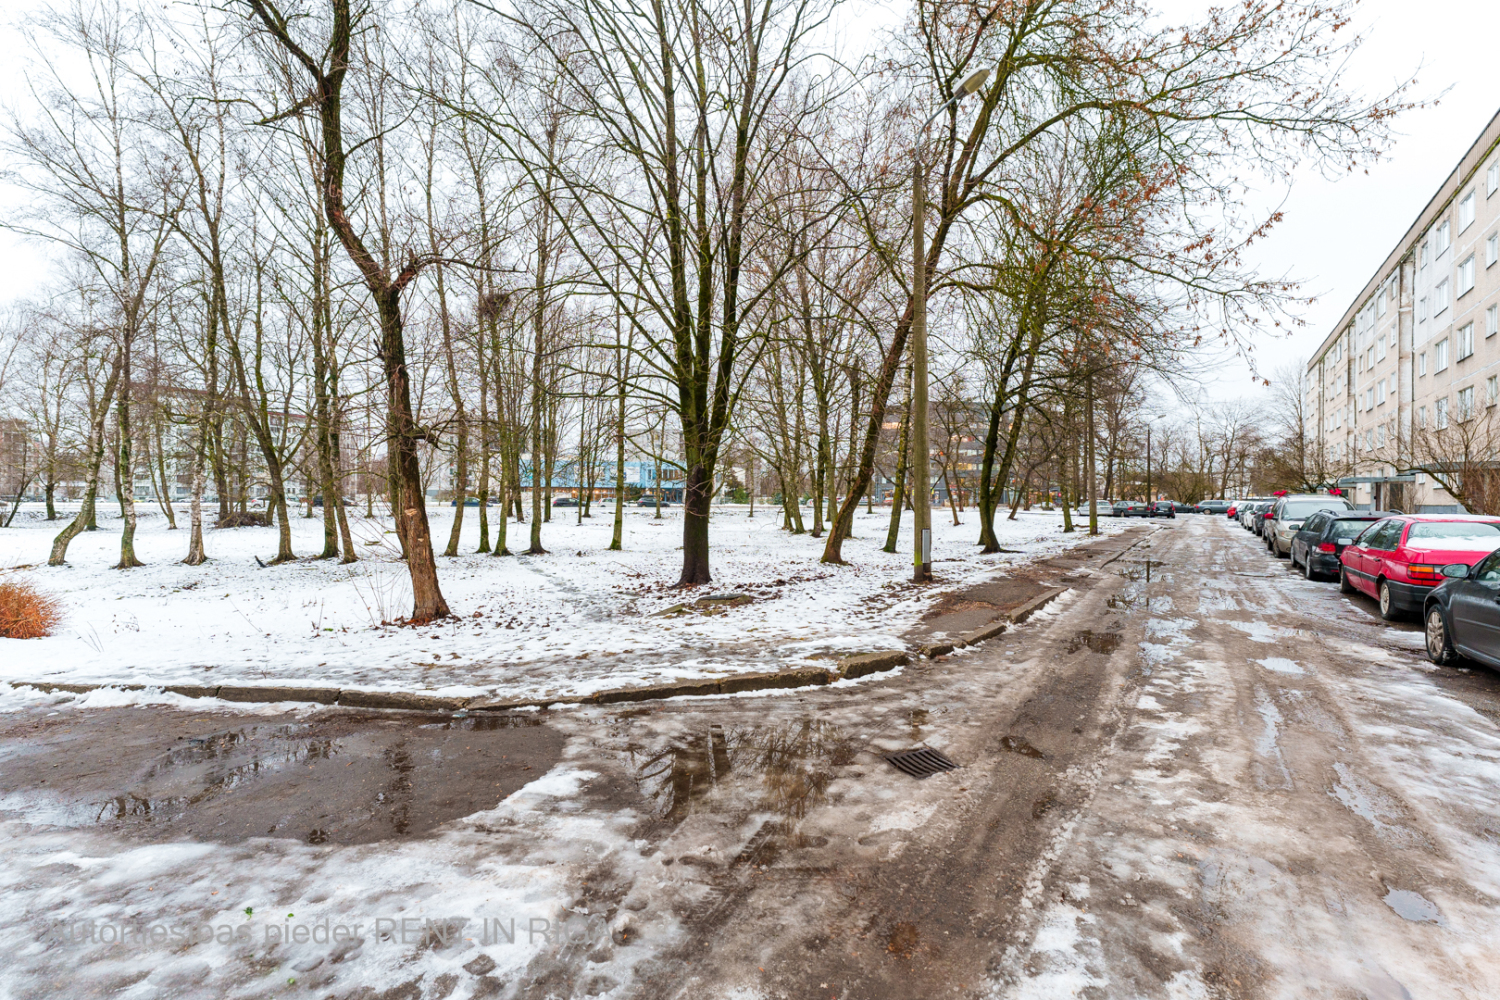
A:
[
  {"xmin": 1148, "ymin": 500, "xmax": 1177, "ymax": 519},
  {"xmin": 1253, "ymin": 502, "xmax": 1277, "ymax": 535},
  {"xmin": 1199, "ymin": 499, "xmax": 1232, "ymax": 514},
  {"xmin": 636, "ymin": 496, "xmax": 672, "ymax": 507},
  {"xmin": 1111, "ymin": 500, "xmax": 1150, "ymax": 517},
  {"xmin": 1423, "ymin": 550, "xmax": 1500, "ymax": 666},
  {"xmin": 553, "ymin": 496, "xmax": 580, "ymax": 507},
  {"xmin": 1170, "ymin": 501, "xmax": 1200, "ymax": 514},
  {"xmin": 450, "ymin": 496, "xmax": 481, "ymax": 507},
  {"xmin": 1289, "ymin": 511, "xmax": 1392, "ymax": 580},
  {"xmin": 1340, "ymin": 515, "xmax": 1500, "ymax": 620},
  {"xmin": 1238, "ymin": 498, "xmax": 1273, "ymax": 528},
  {"xmin": 1265, "ymin": 494, "xmax": 1355, "ymax": 557}
]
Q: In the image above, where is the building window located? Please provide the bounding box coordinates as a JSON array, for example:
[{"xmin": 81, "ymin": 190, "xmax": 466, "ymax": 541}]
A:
[
  {"xmin": 1460, "ymin": 255, "xmax": 1476, "ymax": 296},
  {"xmin": 1459, "ymin": 322, "xmax": 1475, "ymax": 360},
  {"xmin": 1377, "ymin": 293, "xmax": 1387, "ymax": 317},
  {"xmin": 1376, "ymin": 425, "xmax": 1386, "ymax": 447},
  {"xmin": 1490, "ymin": 161, "xmax": 1499, "ymax": 196},
  {"xmin": 1418, "ymin": 405, "xmax": 1427, "ymax": 427},
  {"xmin": 1390, "ymin": 325, "xmax": 1397, "ymax": 348},
  {"xmin": 1489, "ymin": 304, "xmax": 1499, "ymax": 338},
  {"xmin": 1436, "ymin": 278, "xmax": 1451, "ymax": 314},
  {"xmin": 1459, "ymin": 386, "xmax": 1475, "ymax": 421},
  {"xmin": 1436, "ymin": 338, "xmax": 1449, "ymax": 371},
  {"xmin": 1460, "ymin": 191, "xmax": 1476, "ymax": 231},
  {"xmin": 1376, "ymin": 338, "xmax": 1387, "ymax": 362},
  {"xmin": 1438, "ymin": 219, "xmax": 1452, "ymax": 255},
  {"xmin": 1489, "ymin": 376, "xmax": 1498, "ymax": 406},
  {"xmin": 1437, "ymin": 397, "xmax": 1450, "ymax": 429},
  {"xmin": 1419, "ymin": 352, "xmax": 1427, "ymax": 376},
  {"xmin": 1421, "ymin": 242, "xmax": 1430, "ymax": 269},
  {"xmin": 1419, "ymin": 296, "xmax": 1428, "ymax": 322},
  {"xmin": 1365, "ymin": 387, "xmax": 1374, "ymax": 409},
  {"xmin": 1489, "ymin": 233, "xmax": 1499, "ymax": 266}
]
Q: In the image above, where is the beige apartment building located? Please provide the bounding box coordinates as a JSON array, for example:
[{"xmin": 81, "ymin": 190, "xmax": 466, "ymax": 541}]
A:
[{"xmin": 1308, "ymin": 106, "xmax": 1500, "ymax": 512}]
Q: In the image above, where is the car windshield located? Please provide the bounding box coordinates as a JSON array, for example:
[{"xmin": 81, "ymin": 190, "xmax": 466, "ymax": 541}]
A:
[
  {"xmin": 1405, "ymin": 522, "xmax": 1500, "ymax": 548},
  {"xmin": 1281, "ymin": 500, "xmax": 1348, "ymax": 519}
]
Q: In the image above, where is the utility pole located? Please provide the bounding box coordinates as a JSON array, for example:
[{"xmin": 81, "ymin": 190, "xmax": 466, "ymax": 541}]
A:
[
  {"xmin": 909, "ymin": 65, "xmax": 991, "ymax": 583},
  {"xmin": 911, "ymin": 158, "xmax": 932, "ymax": 582},
  {"xmin": 1086, "ymin": 370, "xmax": 1098, "ymax": 534},
  {"xmin": 1146, "ymin": 423, "xmax": 1152, "ymax": 502}
]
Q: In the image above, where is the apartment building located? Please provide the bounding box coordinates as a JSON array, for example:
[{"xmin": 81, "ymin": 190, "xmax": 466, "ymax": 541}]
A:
[{"xmin": 1308, "ymin": 106, "xmax": 1500, "ymax": 512}]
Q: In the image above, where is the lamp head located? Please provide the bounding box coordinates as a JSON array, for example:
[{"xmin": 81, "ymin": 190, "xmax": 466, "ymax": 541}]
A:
[{"xmin": 957, "ymin": 66, "xmax": 992, "ymax": 97}]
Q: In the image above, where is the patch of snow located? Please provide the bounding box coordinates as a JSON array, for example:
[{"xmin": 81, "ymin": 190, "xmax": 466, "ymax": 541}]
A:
[{"xmin": 0, "ymin": 504, "xmax": 1121, "ymax": 703}]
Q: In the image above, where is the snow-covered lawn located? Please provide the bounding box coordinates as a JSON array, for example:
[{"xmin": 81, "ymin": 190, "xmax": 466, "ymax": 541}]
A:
[{"xmin": 0, "ymin": 501, "xmax": 1123, "ymax": 700}]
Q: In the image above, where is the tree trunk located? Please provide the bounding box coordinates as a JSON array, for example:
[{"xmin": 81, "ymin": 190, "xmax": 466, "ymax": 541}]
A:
[
  {"xmin": 679, "ymin": 462, "xmax": 712, "ymax": 585},
  {"xmin": 883, "ymin": 369, "xmax": 911, "ymax": 554},
  {"xmin": 183, "ymin": 413, "xmax": 209, "ymax": 565},
  {"xmin": 116, "ymin": 340, "xmax": 144, "ymax": 569},
  {"xmin": 52, "ymin": 354, "xmax": 123, "ymax": 565}
]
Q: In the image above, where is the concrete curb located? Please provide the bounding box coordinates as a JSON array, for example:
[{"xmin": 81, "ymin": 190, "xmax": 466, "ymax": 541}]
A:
[
  {"xmin": 1006, "ymin": 586, "xmax": 1070, "ymax": 625},
  {"xmin": 8, "ymin": 591, "xmax": 1075, "ymax": 713},
  {"xmin": 836, "ymin": 650, "xmax": 911, "ymax": 680},
  {"xmin": 6, "ymin": 663, "xmax": 860, "ymax": 714}
]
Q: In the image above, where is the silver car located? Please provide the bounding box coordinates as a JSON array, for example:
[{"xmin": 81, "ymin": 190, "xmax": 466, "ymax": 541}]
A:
[{"xmin": 1266, "ymin": 495, "xmax": 1355, "ymax": 557}]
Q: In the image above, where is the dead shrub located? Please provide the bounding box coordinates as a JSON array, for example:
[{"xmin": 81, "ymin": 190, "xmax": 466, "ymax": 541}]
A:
[
  {"xmin": 216, "ymin": 511, "xmax": 272, "ymax": 528},
  {"xmin": 0, "ymin": 578, "xmax": 63, "ymax": 639}
]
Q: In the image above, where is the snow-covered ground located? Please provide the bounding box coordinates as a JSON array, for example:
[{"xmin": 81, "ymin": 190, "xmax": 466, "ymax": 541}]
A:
[{"xmin": 0, "ymin": 501, "xmax": 1121, "ymax": 700}]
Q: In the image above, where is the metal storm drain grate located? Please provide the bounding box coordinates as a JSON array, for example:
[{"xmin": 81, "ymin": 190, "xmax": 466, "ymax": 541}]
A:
[{"xmin": 884, "ymin": 747, "xmax": 959, "ymax": 779}]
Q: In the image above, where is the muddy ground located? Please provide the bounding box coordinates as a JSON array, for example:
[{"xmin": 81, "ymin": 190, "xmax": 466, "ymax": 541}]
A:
[{"xmin": 2, "ymin": 518, "xmax": 1498, "ymax": 999}]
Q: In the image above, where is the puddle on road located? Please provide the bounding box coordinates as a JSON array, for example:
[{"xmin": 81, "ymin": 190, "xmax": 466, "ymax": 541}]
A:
[
  {"xmin": 5, "ymin": 712, "xmax": 565, "ymax": 846},
  {"xmin": 1066, "ymin": 630, "xmax": 1123, "ymax": 654},
  {"xmin": 1383, "ymin": 888, "xmax": 1443, "ymax": 923},
  {"xmin": 999, "ymin": 734, "xmax": 1046, "ymax": 759},
  {"xmin": 908, "ymin": 709, "xmax": 930, "ymax": 743},
  {"xmin": 630, "ymin": 718, "xmax": 860, "ymax": 862},
  {"xmin": 1118, "ymin": 560, "xmax": 1169, "ymax": 583},
  {"xmin": 419, "ymin": 713, "xmax": 545, "ymax": 731}
]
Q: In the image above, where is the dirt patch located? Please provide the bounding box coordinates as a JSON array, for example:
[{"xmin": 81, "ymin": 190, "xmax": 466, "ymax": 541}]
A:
[
  {"xmin": 910, "ymin": 575, "xmax": 1051, "ymax": 640},
  {"xmin": 0, "ymin": 707, "xmax": 564, "ymax": 845}
]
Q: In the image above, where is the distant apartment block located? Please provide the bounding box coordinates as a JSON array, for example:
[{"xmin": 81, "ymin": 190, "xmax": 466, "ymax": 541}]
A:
[{"xmin": 1308, "ymin": 107, "xmax": 1500, "ymax": 512}]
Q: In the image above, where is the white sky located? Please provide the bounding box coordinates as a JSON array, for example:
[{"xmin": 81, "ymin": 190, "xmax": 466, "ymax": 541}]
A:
[{"xmin": 2, "ymin": 0, "xmax": 1498, "ymax": 409}]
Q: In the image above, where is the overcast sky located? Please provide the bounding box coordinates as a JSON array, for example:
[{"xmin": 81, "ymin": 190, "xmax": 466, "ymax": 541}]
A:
[{"xmin": 2, "ymin": 0, "xmax": 1498, "ymax": 409}]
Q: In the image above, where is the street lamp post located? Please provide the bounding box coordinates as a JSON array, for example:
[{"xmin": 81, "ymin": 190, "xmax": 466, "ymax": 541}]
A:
[
  {"xmin": 911, "ymin": 66, "xmax": 990, "ymax": 583},
  {"xmin": 1145, "ymin": 414, "xmax": 1165, "ymax": 501}
]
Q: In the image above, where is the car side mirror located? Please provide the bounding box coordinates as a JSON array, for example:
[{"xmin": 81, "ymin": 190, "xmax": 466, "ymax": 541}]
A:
[
  {"xmin": 1336, "ymin": 537, "xmax": 1354, "ymax": 546},
  {"xmin": 1441, "ymin": 563, "xmax": 1471, "ymax": 579}
]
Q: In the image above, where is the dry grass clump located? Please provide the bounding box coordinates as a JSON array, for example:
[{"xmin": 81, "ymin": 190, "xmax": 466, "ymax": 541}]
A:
[{"xmin": 0, "ymin": 578, "xmax": 63, "ymax": 639}]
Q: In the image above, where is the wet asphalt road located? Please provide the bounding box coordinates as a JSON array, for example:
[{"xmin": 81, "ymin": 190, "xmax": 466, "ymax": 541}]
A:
[{"xmin": 3, "ymin": 517, "xmax": 1499, "ymax": 999}]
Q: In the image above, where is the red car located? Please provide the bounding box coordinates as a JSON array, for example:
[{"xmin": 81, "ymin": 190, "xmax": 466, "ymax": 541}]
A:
[{"xmin": 1339, "ymin": 515, "xmax": 1500, "ymax": 620}]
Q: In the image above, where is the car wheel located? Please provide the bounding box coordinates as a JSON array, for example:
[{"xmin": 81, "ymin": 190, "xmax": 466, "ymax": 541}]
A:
[
  {"xmin": 1275, "ymin": 538, "xmax": 1288, "ymax": 559},
  {"xmin": 1339, "ymin": 567, "xmax": 1356, "ymax": 594},
  {"xmin": 1425, "ymin": 606, "xmax": 1457, "ymax": 665},
  {"xmin": 1303, "ymin": 554, "xmax": 1319, "ymax": 580},
  {"xmin": 1378, "ymin": 580, "xmax": 1402, "ymax": 621}
]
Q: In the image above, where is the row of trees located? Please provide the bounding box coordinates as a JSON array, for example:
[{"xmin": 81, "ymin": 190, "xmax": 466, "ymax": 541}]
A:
[{"xmin": 0, "ymin": 0, "xmax": 1406, "ymax": 620}]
